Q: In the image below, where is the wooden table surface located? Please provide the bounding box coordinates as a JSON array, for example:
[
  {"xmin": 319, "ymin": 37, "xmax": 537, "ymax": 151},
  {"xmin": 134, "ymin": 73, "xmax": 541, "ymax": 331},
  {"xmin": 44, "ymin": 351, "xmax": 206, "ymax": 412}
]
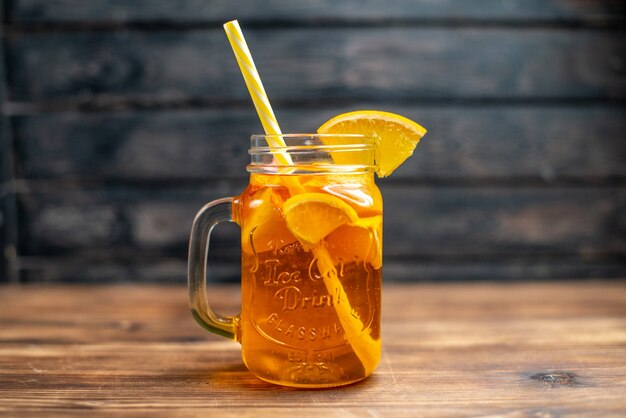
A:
[{"xmin": 1, "ymin": 282, "xmax": 625, "ymax": 417}]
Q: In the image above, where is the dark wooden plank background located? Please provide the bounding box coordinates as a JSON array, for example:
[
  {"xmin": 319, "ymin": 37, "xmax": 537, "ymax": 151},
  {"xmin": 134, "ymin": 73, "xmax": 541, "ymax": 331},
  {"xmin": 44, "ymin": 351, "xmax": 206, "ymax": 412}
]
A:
[
  {"xmin": 6, "ymin": 0, "xmax": 626, "ymax": 23},
  {"xmin": 12, "ymin": 107, "xmax": 626, "ymax": 180},
  {"xmin": 1, "ymin": 0, "xmax": 625, "ymax": 282},
  {"xmin": 6, "ymin": 29, "xmax": 626, "ymax": 102}
]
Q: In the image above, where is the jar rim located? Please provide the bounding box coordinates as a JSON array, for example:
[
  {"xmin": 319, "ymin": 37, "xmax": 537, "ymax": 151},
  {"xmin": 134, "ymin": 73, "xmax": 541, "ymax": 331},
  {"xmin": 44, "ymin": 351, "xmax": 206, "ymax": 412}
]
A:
[
  {"xmin": 251, "ymin": 133, "xmax": 371, "ymax": 138},
  {"xmin": 248, "ymin": 133, "xmax": 377, "ymax": 174},
  {"xmin": 250, "ymin": 133, "xmax": 374, "ymax": 145}
]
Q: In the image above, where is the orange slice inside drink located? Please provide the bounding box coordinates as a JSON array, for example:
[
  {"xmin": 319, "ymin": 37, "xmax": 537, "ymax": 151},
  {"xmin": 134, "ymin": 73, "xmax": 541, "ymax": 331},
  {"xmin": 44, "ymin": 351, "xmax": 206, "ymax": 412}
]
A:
[
  {"xmin": 282, "ymin": 192, "xmax": 382, "ymax": 372},
  {"xmin": 282, "ymin": 192, "xmax": 359, "ymax": 249},
  {"xmin": 325, "ymin": 216, "xmax": 382, "ymax": 269}
]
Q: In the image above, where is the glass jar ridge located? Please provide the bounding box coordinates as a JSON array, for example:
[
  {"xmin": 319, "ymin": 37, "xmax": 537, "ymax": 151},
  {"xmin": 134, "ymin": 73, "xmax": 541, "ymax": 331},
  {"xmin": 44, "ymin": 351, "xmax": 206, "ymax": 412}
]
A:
[{"xmin": 248, "ymin": 134, "xmax": 376, "ymax": 174}]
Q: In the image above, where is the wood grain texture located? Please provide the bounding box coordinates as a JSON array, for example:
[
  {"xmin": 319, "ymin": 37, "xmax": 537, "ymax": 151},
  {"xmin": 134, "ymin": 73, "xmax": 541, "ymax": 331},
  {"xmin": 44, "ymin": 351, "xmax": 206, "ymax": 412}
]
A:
[
  {"xmin": 12, "ymin": 106, "xmax": 626, "ymax": 181},
  {"xmin": 6, "ymin": 28, "xmax": 625, "ymax": 102},
  {"xmin": 0, "ymin": 282, "xmax": 625, "ymax": 416},
  {"xmin": 6, "ymin": 0, "xmax": 625, "ymax": 23},
  {"xmin": 16, "ymin": 185, "xmax": 626, "ymax": 261}
]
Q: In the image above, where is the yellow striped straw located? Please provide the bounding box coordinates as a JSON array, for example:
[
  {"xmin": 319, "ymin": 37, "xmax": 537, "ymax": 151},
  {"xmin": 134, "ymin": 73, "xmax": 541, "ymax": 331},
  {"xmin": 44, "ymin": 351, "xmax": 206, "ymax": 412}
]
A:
[{"xmin": 223, "ymin": 20, "xmax": 293, "ymax": 166}]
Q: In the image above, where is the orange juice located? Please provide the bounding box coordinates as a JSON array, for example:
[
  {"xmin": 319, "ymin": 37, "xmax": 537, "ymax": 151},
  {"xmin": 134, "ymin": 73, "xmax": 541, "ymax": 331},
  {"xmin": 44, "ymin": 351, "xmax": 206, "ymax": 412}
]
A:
[{"xmin": 233, "ymin": 172, "xmax": 382, "ymax": 387}]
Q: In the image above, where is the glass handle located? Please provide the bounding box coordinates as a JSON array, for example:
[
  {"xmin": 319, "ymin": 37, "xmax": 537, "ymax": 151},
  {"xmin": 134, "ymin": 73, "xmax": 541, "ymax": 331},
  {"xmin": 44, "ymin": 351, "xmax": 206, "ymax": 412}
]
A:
[{"xmin": 188, "ymin": 197, "xmax": 240, "ymax": 341}]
